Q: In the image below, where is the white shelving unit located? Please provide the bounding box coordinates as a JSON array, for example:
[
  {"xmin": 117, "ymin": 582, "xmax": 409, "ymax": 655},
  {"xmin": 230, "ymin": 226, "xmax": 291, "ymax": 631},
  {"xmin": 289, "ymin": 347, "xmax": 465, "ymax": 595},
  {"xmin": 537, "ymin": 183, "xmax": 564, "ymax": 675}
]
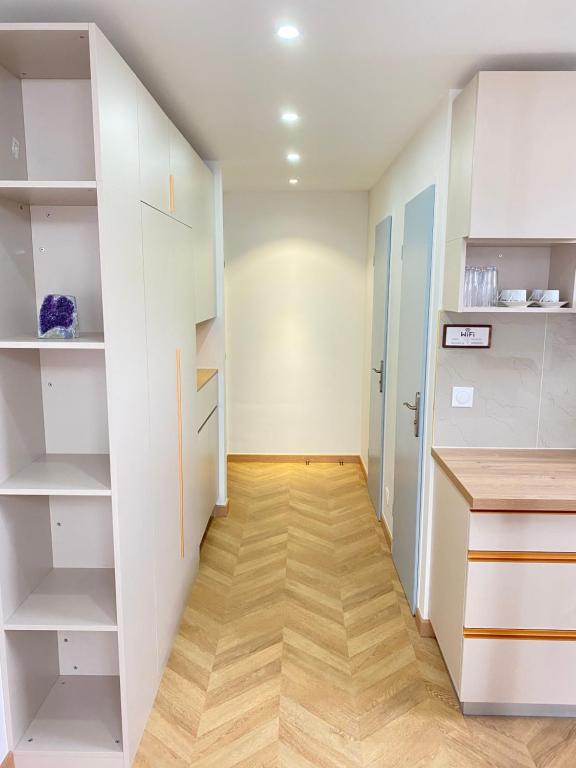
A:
[
  {"xmin": 0, "ymin": 455, "xmax": 111, "ymax": 496},
  {"xmin": 16, "ymin": 676, "xmax": 122, "ymax": 756},
  {"xmin": 0, "ymin": 23, "xmax": 223, "ymax": 768},
  {"xmin": 5, "ymin": 569, "xmax": 117, "ymax": 631},
  {"xmin": 0, "ymin": 24, "xmax": 120, "ymax": 768},
  {"xmin": 443, "ymin": 240, "xmax": 576, "ymax": 313},
  {"xmin": 0, "ymin": 333, "xmax": 105, "ymax": 349},
  {"xmin": 0, "ymin": 181, "xmax": 97, "ymax": 206}
]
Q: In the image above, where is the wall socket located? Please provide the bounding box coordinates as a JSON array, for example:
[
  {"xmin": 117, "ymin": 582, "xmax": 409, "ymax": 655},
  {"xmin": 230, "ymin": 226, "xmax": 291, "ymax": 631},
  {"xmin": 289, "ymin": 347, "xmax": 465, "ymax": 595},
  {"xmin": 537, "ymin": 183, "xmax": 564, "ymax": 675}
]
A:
[{"xmin": 11, "ymin": 137, "xmax": 20, "ymax": 160}]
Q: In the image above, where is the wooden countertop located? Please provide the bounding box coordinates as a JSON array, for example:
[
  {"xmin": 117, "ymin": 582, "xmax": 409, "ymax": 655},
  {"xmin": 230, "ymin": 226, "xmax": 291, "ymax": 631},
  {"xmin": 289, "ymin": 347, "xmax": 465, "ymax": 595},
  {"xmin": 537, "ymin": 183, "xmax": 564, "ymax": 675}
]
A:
[
  {"xmin": 197, "ymin": 368, "xmax": 218, "ymax": 391},
  {"xmin": 432, "ymin": 447, "xmax": 576, "ymax": 512}
]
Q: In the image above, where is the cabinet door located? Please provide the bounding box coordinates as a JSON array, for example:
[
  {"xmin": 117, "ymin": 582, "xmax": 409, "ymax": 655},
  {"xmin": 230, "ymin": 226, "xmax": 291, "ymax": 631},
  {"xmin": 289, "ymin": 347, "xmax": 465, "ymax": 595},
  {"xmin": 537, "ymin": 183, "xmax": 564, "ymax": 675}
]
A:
[
  {"xmin": 169, "ymin": 127, "xmax": 195, "ymax": 228},
  {"xmin": 193, "ymin": 159, "xmax": 216, "ymax": 323},
  {"xmin": 142, "ymin": 204, "xmax": 196, "ymax": 672},
  {"xmin": 138, "ymin": 87, "xmax": 172, "ymax": 214},
  {"xmin": 471, "ymin": 72, "xmax": 576, "ymax": 239}
]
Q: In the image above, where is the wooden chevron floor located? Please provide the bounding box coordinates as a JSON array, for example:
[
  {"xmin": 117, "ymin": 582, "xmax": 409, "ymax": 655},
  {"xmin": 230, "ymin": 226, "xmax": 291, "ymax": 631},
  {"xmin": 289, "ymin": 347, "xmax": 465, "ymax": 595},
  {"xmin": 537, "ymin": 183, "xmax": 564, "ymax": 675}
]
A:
[{"xmin": 135, "ymin": 462, "xmax": 576, "ymax": 767}]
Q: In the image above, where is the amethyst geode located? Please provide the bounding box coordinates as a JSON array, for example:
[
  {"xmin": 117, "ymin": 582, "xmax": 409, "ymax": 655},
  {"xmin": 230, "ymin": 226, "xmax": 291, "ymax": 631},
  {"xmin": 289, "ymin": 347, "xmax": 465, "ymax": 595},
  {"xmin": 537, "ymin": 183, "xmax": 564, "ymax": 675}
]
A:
[{"xmin": 38, "ymin": 295, "xmax": 79, "ymax": 339}]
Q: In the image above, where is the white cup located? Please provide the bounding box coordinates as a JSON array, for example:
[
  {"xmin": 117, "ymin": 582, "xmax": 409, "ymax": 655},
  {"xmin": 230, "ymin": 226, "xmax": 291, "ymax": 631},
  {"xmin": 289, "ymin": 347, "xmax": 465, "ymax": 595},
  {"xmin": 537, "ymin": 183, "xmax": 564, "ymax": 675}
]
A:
[
  {"xmin": 499, "ymin": 289, "xmax": 527, "ymax": 302},
  {"xmin": 531, "ymin": 289, "xmax": 560, "ymax": 303}
]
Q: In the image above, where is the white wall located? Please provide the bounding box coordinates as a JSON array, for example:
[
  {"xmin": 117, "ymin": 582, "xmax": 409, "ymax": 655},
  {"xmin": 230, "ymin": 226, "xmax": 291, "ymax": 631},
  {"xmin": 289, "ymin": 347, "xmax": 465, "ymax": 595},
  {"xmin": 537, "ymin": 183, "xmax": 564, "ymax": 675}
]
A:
[
  {"xmin": 362, "ymin": 95, "xmax": 453, "ymax": 613},
  {"xmin": 224, "ymin": 191, "xmax": 368, "ymax": 456}
]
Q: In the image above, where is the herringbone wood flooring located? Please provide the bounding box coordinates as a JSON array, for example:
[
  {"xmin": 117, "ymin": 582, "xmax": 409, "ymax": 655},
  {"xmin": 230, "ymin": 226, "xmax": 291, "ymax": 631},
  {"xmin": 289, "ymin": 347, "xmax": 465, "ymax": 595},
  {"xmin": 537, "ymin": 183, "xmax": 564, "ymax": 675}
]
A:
[{"xmin": 135, "ymin": 462, "xmax": 576, "ymax": 767}]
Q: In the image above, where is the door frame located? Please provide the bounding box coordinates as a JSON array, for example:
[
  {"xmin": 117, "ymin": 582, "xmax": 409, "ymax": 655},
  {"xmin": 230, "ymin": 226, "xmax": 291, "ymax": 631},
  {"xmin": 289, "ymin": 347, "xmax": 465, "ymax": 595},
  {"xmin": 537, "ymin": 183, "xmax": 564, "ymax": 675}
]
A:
[
  {"xmin": 412, "ymin": 196, "xmax": 435, "ymax": 611},
  {"xmin": 368, "ymin": 216, "xmax": 393, "ymax": 521}
]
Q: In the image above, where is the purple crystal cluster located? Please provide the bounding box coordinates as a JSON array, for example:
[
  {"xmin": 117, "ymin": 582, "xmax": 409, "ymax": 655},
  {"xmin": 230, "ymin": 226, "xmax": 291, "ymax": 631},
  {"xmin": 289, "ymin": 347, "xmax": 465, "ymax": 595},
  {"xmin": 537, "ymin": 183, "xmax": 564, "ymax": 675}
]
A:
[{"xmin": 38, "ymin": 294, "xmax": 79, "ymax": 339}]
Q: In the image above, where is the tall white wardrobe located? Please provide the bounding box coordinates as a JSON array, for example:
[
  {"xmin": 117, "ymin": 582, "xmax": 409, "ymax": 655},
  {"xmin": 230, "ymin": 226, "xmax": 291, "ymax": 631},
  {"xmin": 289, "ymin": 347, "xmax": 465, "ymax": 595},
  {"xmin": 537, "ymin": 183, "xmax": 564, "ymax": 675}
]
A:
[{"xmin": 0, "ymin": 23, "xmax": 225, "ymax": 768}]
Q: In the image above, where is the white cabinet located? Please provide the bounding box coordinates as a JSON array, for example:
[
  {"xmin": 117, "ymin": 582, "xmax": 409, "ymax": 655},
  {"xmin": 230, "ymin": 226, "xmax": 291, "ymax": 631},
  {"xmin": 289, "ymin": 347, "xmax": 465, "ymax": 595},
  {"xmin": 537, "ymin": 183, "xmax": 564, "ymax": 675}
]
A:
[
  {"xmin": 195, "ymin": 406, "xmax": 218, "ymax": 537},
  {"xmin": 137, "ymin": 98, "xmax": 216, "ymax": 323},
  {"xmin": 137, "ymin": 87, "xmax": 172, "ymax": 215},
  {"xmin": 192, "ymin": 158, "xmax": 216, "ymax": 323},
  {"xmin": 141, "ymin": 205, "xmax": 197, "ymax": 672},
  {"xmin": 0, "ymin": 23, "xmax": 223, "ymax": 768},
  {"xmin": 194, "ymin": 374, "xmax": 218, "ymax": 541},
  {"xmin": 169, "ymin": 126, "xmax": 195, "ymax": 228},
  {"xmin": 448, "ymin": 72, "xmax": 576, "ymax": 241},
  {"xmin": 430, "ymin": 462, "xmax": 576, "ymax": 715}
]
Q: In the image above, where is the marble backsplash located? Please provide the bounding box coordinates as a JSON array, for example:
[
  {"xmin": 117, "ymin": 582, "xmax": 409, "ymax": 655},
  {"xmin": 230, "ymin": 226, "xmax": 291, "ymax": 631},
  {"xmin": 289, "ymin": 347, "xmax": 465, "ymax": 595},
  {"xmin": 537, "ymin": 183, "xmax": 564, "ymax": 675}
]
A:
[{"xmin": 434, "ymin": 312, "xmax": 576, "ymax": 448}]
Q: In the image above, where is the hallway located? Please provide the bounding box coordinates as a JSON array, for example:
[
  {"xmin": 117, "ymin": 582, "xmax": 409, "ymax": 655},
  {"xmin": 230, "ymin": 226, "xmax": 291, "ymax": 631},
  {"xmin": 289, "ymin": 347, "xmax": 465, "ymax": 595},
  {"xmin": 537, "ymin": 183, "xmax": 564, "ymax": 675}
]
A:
[{"xmin": 135, "ymin": 463, "xmax": 576, "ymax": 768}]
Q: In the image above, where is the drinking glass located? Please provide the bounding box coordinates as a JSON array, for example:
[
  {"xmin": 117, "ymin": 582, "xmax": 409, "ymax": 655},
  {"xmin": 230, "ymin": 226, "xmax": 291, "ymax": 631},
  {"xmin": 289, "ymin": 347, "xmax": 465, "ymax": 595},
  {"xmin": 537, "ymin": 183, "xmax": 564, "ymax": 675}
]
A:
[
  {"xmin": 470, "ymin": 267, "xmax": 482, "ymax": 307},
  {"xmin": 464, "ymin": 267, "xmax": 472, "ymax": 307},
  {"xmin": 486, "ymin": 266, "xmax": 498, "ymax": 306}
]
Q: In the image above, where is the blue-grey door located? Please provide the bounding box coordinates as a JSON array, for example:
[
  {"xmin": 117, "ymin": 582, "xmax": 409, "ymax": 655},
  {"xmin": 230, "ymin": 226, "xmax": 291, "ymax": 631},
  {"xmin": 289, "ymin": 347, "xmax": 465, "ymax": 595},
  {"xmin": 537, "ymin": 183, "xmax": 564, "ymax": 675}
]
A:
[
  {"xmin": 367, "ymin": 217, "xmax": 392, "ymax": 519},
  {"xmin": 392, "ymin": 185, "xmax": 435, "ymax": 612}
]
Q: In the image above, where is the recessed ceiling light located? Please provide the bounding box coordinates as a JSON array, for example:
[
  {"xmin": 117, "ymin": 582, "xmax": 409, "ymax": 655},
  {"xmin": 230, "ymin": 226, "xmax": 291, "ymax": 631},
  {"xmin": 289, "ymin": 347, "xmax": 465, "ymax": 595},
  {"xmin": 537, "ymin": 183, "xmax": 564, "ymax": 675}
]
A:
[
  {"xmin": 289, "ymin": 178, "xmax": 299, "ymax": 185},
  {"xmin": 281, "ymin": 112, "xmax": 300, "ymax": 124},
  {"xmin": 287, "ymin": 152, "xmax": 301, "ymax": 163},
  {"xmin": 276, "ymin": 25, "xmax": 300, "ymax": 40}
]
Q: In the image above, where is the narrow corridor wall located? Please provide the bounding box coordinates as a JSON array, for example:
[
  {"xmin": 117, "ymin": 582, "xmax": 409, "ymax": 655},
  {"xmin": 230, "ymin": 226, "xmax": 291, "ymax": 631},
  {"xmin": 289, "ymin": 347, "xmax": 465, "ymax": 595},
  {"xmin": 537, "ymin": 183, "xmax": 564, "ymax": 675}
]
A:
[
  {"xmin": 363, "ymin": 96, "xmax": 453, "ymax": 613},
  {"xmin": 224, "ymin": 191, "xmax": 368, "ymax": 456}
]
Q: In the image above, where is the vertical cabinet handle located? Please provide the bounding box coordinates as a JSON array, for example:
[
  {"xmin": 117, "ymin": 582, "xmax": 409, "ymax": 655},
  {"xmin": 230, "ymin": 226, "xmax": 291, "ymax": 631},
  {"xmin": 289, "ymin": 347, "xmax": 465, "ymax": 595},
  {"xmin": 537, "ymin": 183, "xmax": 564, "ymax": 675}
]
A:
[
  {"xmin": 176, "ymin": 349, "xmax": 184, "ymax": 559},
  {"xmin": 169, "ymin": 174, "xmax": 175, "ymax": 213}
]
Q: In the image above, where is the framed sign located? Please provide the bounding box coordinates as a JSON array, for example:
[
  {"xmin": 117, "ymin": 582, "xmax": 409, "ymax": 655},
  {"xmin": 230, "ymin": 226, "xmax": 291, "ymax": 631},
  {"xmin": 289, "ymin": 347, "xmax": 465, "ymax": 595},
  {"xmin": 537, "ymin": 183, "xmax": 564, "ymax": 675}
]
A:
[{"xmin": 443, "ymin": 324, "xmax": 492, "ymax": 348}]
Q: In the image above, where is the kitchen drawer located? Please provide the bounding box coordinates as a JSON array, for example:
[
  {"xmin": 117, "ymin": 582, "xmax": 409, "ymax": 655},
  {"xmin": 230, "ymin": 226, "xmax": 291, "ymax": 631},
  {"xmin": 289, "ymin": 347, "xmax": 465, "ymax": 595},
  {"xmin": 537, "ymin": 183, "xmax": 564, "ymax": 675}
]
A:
[
  {"xmin": 460, "ymin": 637, "xmax": 576, "ymax": 708},
  {"xmin": 469, "ymin": 512, "xmax": 576, "ymax": 552},
  {"xmin": 197, "ymin": 374, "xmax": 218, "ymax": 430},
  {"xmin": 465, "ymin": 561, "xmax": 576, "ymax": 630}
]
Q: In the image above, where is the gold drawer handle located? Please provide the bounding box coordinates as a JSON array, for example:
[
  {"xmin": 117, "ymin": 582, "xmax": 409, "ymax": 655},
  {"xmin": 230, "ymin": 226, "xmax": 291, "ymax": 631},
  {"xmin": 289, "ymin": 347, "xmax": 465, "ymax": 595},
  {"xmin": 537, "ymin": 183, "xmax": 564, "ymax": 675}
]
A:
[
  {"xmin": 464, "ymin": 628, "xmax": 576, "ymax": 641},
  {"xmin": 468, "ymin": 550, "xmax": 576, "ymax": 563},
  {"xmin": 176, "ymin": 349, "xmax": 184, "ymax": 559}
]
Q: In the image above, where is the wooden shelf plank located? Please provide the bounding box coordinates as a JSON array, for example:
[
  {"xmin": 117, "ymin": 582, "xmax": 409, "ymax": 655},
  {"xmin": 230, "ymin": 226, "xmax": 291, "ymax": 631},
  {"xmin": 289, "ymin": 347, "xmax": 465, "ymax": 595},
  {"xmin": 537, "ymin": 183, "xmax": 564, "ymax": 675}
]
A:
[
  {"xmin": 0, "ymin": 332, "xmax": 105, "ymax": 350},
  {"xmin": 4, "ymin": 568, "xmax": 117, "ymax": 631},
  {"xmin": 15, "ymin": 675, "xmax": 123, "ymax": 756},
  {"xmin": 197, "ymin": 367, "xmax": 218, "ymax": 391},
  {"xmin": 450, "ymin": 307, "xmax": 576, "ymax": 313},
  {"xmin": 0, "ymin": 180, "xmax": 97, "ymax": 206},
  {"xmin": 0, "ymin": 454, "xmax": 111, "ymax": 496}
]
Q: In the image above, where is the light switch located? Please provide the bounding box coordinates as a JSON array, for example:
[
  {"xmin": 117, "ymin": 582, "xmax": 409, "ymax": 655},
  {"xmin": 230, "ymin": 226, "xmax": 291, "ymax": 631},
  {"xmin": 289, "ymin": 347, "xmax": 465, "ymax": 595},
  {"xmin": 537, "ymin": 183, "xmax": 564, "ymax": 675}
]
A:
[{"xmin": 452, "ymin": 386, "xmax": 474, "ymax": 408}]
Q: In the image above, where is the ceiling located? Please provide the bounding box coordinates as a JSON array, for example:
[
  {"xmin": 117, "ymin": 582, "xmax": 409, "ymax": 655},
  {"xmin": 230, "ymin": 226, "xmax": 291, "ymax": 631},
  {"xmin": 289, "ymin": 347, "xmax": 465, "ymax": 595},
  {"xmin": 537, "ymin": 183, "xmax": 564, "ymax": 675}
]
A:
[{"xmin": 1, "ymin": 0, "xmax": 576, "ymax": 190}]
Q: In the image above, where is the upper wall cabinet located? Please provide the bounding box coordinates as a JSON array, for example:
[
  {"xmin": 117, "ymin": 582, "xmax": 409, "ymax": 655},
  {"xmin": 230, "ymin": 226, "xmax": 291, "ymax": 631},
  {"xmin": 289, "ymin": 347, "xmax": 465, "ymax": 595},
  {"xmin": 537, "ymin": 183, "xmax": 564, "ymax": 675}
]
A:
[
  {"xmin": 137, "ymin": 93, "xmax": 216, "ymax": 322},
  {"xmin": 169, "ymin": 126, "xmax": 196, "ymax": 227},
  {"xmin": 137, "ymin": 86, "xmax": 172, "ymax": 214},
  {"xmin": 447, "ymin": 72, "xmax": 576, "ymax": 241},
  {"xmin": 193, "ymin": 157, "xmax": 216, "ymax": 323}
]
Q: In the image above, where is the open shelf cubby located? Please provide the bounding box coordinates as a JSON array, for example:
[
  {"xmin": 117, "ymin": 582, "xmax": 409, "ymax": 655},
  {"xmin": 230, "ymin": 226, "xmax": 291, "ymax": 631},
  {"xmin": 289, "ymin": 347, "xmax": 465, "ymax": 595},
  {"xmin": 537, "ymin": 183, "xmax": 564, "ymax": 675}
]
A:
[
  {"xmin": 0, "ymin": 496, "xmax": 116, "ymax": 630},
  {"xmin": 4, "ymin": 631, "xmax": 122, "ymax": 761},
  {"xmin": 0, "ymin": 29, "xmax": 94, "ymax": 184},
  {"xmin": 444, "ymin": 241, "xmax": 576, "ymax": 312},
  {"xmin": 0, "ymin": 181, "xmax": 97, "ymax": 206},
  {"xmin": 0, "ymin": 347, "xmax": 110, "ymax": 490}
]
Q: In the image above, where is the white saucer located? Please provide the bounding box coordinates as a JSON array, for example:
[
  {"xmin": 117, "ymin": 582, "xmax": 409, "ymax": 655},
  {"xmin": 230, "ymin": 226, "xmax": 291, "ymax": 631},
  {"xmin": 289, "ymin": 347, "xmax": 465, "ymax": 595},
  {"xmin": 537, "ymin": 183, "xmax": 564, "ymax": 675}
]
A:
[
  {"xmin": 530, "ymin": 300, "xmax": 568, "ymax": 308},
  {"xmin": 498, "ymin": 300, "xmax": 529, "ymax": 308}
]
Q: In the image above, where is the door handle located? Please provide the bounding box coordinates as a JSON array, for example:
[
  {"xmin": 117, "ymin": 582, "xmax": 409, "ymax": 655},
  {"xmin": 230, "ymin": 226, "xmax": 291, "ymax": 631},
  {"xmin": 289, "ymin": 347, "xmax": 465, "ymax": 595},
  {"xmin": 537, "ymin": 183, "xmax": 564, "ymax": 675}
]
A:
[
  {"xmin": 372, "ymin": 360, "xmax": 384, "ymax": 393},
  {"xmin": 403, "ymin": 392, "xmax": 421, "ymax": 438}
]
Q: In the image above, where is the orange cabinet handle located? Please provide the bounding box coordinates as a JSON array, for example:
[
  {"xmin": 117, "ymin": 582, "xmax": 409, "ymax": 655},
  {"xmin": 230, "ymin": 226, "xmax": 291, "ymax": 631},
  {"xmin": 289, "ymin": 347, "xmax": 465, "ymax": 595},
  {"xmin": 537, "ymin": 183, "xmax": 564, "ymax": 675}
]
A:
[
  {"xmin": 176, "ymin": 349, "xmax": 184, "ymax": 559},
  {"xmin": 169, "ymin": 174, "xmax": 175, "ymax": 213}
]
